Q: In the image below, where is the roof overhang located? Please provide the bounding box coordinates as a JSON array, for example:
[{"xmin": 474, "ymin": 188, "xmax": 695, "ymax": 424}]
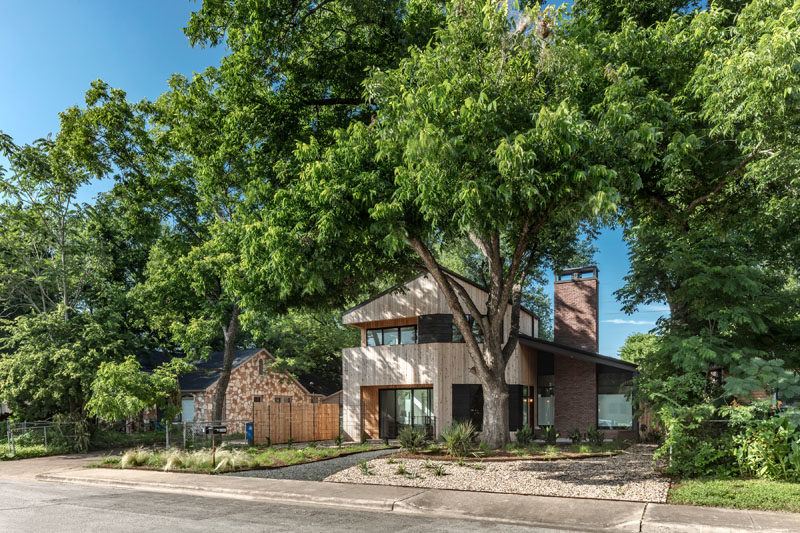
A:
[{"xmin": 518, "ymin": 335, "xmax": 637, "ymax": 372}]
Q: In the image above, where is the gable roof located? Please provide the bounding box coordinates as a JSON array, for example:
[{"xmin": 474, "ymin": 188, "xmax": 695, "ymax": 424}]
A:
[
  {"xmin": 342, "ymin": 267, "xmax": 540, "ymax": 321},
  {"xmin": 178, "ymin": 348, "xmax": 265, "ymax": 391},
  {"xmin": 518, "ymin": 335, "xmax": 637, "ymax": 372}
]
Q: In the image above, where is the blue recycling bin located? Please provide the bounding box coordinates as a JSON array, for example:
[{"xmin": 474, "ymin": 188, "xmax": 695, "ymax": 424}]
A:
[{"xmin": 246, "ymin": 423, "xmax": 254, "ymax": 446}]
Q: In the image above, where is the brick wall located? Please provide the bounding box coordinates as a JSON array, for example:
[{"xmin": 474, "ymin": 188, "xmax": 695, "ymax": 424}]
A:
[
  {"xmin": 191, "ymin": 351, "xmax": 317, "ymax": 426},
  {"xmin": 554, "ymin": 277, "xmax": 599, "ymax": 353},
  {"xmin": 553, "ymin": 355, "xmax": 597, "ymax": 435}
]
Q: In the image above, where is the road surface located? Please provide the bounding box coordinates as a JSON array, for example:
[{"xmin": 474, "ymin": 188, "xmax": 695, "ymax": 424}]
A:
[{"xmin": 0, "ymin": 478, "xmax": 550, "ymax": 532}]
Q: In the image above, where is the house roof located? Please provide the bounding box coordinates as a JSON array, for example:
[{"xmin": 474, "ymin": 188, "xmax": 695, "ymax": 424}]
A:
[
  {"xmin": 178, "ymin": 348, "xmax": 265, "ymax": 392},
  {"xmin": 517, "ymin": 335, "xmax": 637, "ymax": 372},
  {"xmin": 141, "ymin": 348, "xmax": 338, "ymax": 395},
  {"xmin": 342, "ymin": 267, "xmax": 540, "ymax": 321}
]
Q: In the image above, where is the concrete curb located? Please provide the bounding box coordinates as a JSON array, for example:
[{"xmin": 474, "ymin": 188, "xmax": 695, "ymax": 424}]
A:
[
  {"xmin": 35, "ymin": 472, "xmax": 404, "ymax": 512},
  {"xmin": 35, "ymin": 471, "xmax": 800, "ymax": 532}
]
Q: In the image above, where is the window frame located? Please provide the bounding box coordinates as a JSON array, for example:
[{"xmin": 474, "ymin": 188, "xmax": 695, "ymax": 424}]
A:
[{"xmin": 366, "ymin": 325, "xmax": 418, "ymax": 346}]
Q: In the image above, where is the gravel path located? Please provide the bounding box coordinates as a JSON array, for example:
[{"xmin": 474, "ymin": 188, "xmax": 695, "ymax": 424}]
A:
[
  {"xmin": 325, "ymin": 444, "xmax": 670, "ymax": 503},
  {"xmin": 227, "ymin": 448, "xmax": 397, "ymax": 481}
]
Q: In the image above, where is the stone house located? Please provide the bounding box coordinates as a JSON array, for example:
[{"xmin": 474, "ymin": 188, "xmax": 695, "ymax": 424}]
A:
[{"xmin": 137, "ymin": 348, "xmax": 340, "ymax": 431}]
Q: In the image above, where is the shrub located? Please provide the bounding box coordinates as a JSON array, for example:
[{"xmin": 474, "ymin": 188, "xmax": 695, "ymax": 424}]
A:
[
  {"xmin": 655, "ymin": 404, "xmax": 738, "ymax": 478},
  {"xmin": 427, "ymin": 443, "xmax": 442, "ymax": 454},
  {"xmin": 360, "ymin": 433, "xmax": 368, "ymax": 445},
  {"xmin": 398, "ymin": 427, "xmax": 427, "ymax": 453},
  {"xmin": 585, "ymin": 424, "xmax": 604, "ymax": 447},
  {"xmin": 383, "ymin": 436, "xmax": 389, "ymax": 446},
  {"xmin": 395, "ymin": 463, "xmax": 407, "ymax": 475},
  {"xmin": 334, "ymin": 434, "xmax": 342, "ymax": 448},
  {"xmin": 734, "ymin": 413, "xmax": 800, "ymax": 481},
  {"xmin": 441, "ymin": 421, "xmax": 475, "ymax": 457},
  {"xmin": 515, "ymin": 424, "xmax": 533, "ymax": 446},
  {"xmin": 432, "ymin": 464, "xmax": 447, "ymax": 476},
  {"xmin": 569, "ymin": 427, "xmax": 583, "ymax": 445},
  {"xmin": 359, "ymin": 460, "xmax": 372, "ymax": 475},
  {"xmin": 541, "ymin": 425, "xmax": 558, "ymax": 445}
]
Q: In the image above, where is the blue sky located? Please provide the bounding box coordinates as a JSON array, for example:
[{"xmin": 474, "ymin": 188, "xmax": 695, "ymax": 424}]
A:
[{"xmin": 0, "ymin": 0, "xmax": 664, "ymax": 357}]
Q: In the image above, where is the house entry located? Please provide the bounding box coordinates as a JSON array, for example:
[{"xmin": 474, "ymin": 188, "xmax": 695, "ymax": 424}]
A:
[{"xmin": 378, "ymin": 387, "xmax": 433, "ymax": 439}]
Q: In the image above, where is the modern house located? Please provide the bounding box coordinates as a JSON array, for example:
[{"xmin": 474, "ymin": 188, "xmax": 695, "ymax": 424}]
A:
[
  {"xmin": 341, "ymin": 266, "xmax": 637, "ymax": 442},
  {"xmin": 139, "ymin": 348, "xmax": 341, "ymax": 428}
]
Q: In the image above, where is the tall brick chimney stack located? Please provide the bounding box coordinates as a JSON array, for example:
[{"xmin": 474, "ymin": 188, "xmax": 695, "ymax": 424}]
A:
[{"xmin": 554, "ymin": 266, "xmax": 599, "ymax": 353}]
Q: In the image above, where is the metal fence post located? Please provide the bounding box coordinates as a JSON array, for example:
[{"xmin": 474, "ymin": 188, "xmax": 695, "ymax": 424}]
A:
[
  {"xmin": 44, "ymin": 425, "xmax": 47, "ymax": 452},
  {"xmin": 9, "ymin": 423, "xmax": 16, "ymax": 456},
  {"xmin": 183, "ymin": 422, "xmax": 187, "ymax": 450},
  {"xmin": 165, "ymin": 422, "xmax": 170, "ymax": 449}
]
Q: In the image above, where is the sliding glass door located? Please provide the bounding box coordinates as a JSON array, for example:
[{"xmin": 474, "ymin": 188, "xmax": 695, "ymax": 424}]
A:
[{"xmin": 379, "ymin": 387, "xmax": 433, "ymax": 439}]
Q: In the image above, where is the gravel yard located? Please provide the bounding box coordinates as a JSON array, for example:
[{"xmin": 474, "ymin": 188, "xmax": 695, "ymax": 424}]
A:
[{"xmin": 324, "ymin": 444, "xmax": 670, "ymax": 503}]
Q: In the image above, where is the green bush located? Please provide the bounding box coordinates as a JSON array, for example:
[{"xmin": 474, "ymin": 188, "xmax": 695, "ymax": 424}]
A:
[
  {"xmin": 515, "ymin": 424, "xmax": 533, "ymax": 446},
  {"xmin": 441, "ymin": 421, "xmax": 475, "ymax": 457},
  {"xmin": 585, "ymin": 424, "xmax": 604, "ymax": 447},
  {"xmin": 569, "ymin": 427, "xmax": 583, "ymax": 444},
  {"xmin": 734, "ymin": 413, "xmax": 800, "ymax": 481},
  {"xmin": 541, "ymin": 425, "xmax": 558, "ymax": 445},
  {"xmin": 397, "ymin": 426, "xmax": 427, "ymax": 453}
]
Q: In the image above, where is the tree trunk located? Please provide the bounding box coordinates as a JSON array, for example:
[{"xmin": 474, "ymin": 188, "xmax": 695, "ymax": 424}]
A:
[
  {"xmin": 408, "ymin": 235, "xmax": 531, "ymax": 449},
  {"xmin": 481, "ymin": 373, "xmax": 510, "ymax": 449},
  {"xmin": 212, "ymin": 302, "xmax": 240, "ymax": 422}
]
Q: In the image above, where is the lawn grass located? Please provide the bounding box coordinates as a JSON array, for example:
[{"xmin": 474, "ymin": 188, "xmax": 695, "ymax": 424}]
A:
[
  {"xmin": 93, "ymin": 443, "xmax": 390, "ymax": 474},
  {"xmin": 669, "ymin": 478, "xmax": 800, "ymax": 513},
  {"xmin": 1, "ymin": 429, "xmax": 169, "ymax": 461}
]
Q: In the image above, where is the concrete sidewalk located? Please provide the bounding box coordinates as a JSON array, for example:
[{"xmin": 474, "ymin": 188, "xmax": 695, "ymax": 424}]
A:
[{"xmin": 34, "ymin": 467, "xmax": 800, "ymax": 532}]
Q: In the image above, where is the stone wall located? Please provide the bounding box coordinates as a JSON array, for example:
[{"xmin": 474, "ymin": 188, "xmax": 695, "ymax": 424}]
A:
[{"xmin": 188, "ymin": 350, "xmax": 318, "ymax": 429}]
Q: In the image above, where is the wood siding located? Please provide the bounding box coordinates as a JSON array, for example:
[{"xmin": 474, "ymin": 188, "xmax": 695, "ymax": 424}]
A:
[
  {"xmin": 253, "ymin": 402, "xmax": 339, "ymax": 445},
  {"xmin": 343, "ymin": 273, "xmax": 536, "ymax": 337},
  {"xmin": 342, "ymin": 342, "xmax": 522, "ymax": 439}
]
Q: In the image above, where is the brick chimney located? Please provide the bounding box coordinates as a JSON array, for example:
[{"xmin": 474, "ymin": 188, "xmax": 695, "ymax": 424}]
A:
[{"xmin": 554, "ymin": 266, "xmax": 599, "ymax": 353}]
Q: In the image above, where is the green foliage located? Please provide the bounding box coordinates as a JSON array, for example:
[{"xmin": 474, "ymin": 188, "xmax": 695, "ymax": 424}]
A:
[
  {"xmin": 334, "ymin": 434, "xmax": 342, "ymax": 448},
  {"xmin": 441, "ymin": 421, "xmax": 475, "ymax": 457},
  {"xmin": 734, "ymin": 412, "xmax": 800, "ymax": 481},
  {"xmin": 397, "ymin": 427, "xmax": 427, "ymax": 454},
  {"xmin": 541, "ymin": 426, "xmax": 558, "ymax": 445},
  {"xmin": 432, "ymin": 463, "xmax": 447, "ymax": 476},
  {"xmin": 668, "ymin": 478, "xmax": 800, "ymax": 513},
  {"xmin": 87, "ymin": 355, "xmax": 192, "ymax": 422},
  {"xmin": 585, "ymin": 424, "xmax": 604, "ymax": 447},
  {"xmin": 359, "ymin": 460, "xmax": 372, "ymax": 475},
  {"xmin": 569, "ymin": 427, "xmax": 583, "ymax": 445},
  {"xmin": 515, "ymin": 424, "xmax": 534, "ymax": 446},
  {"xmin": 395, "ymin": 463, "xmax": 407, "ymax": 475}
]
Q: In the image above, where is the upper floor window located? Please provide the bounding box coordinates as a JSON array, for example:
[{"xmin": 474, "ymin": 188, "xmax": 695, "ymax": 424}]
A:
[
  {"xmin": 367, "ymin": 325, "xmax": 417, "ymax": 346},
  {"xmin": 452, "ymin": 314, "xmax": 484, "ymax": 343}
]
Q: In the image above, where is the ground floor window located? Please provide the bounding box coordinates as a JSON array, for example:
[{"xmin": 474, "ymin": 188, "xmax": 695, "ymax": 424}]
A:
[
  {"xmin": 522, "ymin": 386, "xmax": 533, "ymax": 428},
  {"xmin": 597, "ymin": 368, "xmax": 633, "ymax": 429},
  {"xmin": 379, "ymin": 387, "xmax": 433, "ymax": 439},
  {"xmin": 537, "ymin": 375, "xmax": 554, "ymax": 426},
  {"xmin": 181, "ymin": 397, "xmax": 194, "ymax": 423}
]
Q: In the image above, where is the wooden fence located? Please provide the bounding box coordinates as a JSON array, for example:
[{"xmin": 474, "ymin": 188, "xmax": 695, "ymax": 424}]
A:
[{"xmin": 253, "ymin": 402, "xmax": 339, "ymax": 445}]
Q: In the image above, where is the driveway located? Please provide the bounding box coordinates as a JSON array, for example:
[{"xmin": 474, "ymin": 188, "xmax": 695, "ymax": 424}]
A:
[{"xmin": 228, "ymin": 447, "xmax": 397, "ymax": 481}]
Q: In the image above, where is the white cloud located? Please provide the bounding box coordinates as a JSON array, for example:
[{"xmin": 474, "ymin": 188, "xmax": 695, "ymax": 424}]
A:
[
  {"xmin": 641, "ymin": 305, "xmax": 670, "ymax": 313},
  {"xmin": 602, "ymin": 319, "xmax": 655, "ymax": 325}
]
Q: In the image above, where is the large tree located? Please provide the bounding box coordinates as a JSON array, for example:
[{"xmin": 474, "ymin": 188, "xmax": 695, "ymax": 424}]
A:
[
  {"xmin": 253, "ymin": 1, "xmax": 634, "ymax": 447},
  {"xmin": 583, "ymin": 0, "xmax": 800, "ymax": 399}
]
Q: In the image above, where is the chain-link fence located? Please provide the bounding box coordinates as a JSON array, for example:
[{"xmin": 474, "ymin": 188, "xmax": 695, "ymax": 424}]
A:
[
  {"xmin": 3, "ymin": 420, "xmax": 85, "ymax": 456},
  {"xmin": 163, "ymin": 419, "xmax": 251, "ymax": 450}
]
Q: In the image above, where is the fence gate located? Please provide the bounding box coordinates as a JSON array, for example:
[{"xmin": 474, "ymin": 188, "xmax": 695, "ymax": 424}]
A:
[{"xmin": 253, "ymin": 402, "xmax": 338, "ymax": 445}]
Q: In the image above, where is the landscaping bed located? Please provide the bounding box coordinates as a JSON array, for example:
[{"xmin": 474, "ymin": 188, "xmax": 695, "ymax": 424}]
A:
[
  {"xmin": 91, "ymin": 443, "xmax": 393, "ymax": 474},
  {"xmin": 392, "ymin": 441, "xmax": 628, "ymax": 462},
  {"xmin": 668, "ymin": 478, "xmax": 800, "ymax": 513},
  {"xmin": 325, "ymin": 443, "xmax": 670, "ymax": 502}
]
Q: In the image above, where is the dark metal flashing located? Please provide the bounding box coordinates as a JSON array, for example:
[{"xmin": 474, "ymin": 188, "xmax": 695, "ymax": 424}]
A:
[
  {"xmin": 518, "ymin": 335, "xmax": 636, "ymax": 372},
  {"xmin": 342, "ymin": 267, "xmax": 540, "ymax": 321}
]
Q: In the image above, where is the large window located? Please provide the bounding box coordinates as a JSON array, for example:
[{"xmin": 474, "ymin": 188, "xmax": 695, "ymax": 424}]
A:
[
  {"xmin": 452, "ymin": 314, "xmax": 484, "ymax": 343},
  {"xmin": 367, "ymin": 325, "xmax": 417, "ymax": 346},
  {"xmin": 379, "ymin": 387, "xmax": 433, "ymax": 438},
  {"xmin": 597, "ymin": 369, "xmax": 633, "ymax": 429},
  {"xmin": 537, "ymin": 375, "xmax": 554, "ymax": 426}
]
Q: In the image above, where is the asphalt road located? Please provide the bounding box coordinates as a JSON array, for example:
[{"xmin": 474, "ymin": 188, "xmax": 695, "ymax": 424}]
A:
[{"xmin": 0, "ymin": 479, "xmax": 550, "ymax": 532}]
